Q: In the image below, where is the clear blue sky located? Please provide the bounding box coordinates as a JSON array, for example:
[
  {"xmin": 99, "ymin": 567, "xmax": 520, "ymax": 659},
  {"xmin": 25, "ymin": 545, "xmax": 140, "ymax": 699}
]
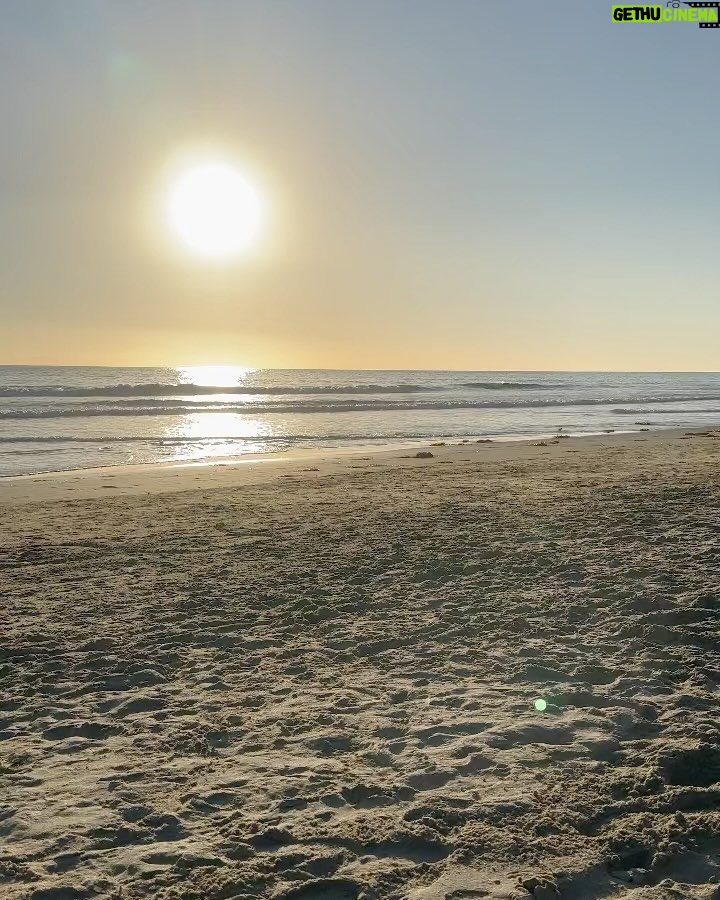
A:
[{"xmin": 1, "ymin": 1, "xmax": 718, "ymax": 368}]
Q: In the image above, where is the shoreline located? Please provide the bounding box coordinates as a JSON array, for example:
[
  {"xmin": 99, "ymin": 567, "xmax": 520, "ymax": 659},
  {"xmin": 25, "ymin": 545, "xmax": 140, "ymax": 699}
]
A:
[{"xmin": 1, "ymin": 426, "xmax": 718, "ymax": 506}]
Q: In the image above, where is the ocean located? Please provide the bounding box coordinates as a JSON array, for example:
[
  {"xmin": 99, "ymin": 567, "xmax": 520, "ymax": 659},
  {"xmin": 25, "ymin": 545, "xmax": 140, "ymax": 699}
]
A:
[{"xmin": 1, "ymin": 366, "xmax": 720, "ymax": 476}]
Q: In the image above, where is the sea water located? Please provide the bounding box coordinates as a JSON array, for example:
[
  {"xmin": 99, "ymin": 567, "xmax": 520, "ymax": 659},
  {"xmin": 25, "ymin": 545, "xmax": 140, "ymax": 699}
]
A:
[{"xmin": 2, "ymin": 366, "xmax": 720, "ymax": 476}]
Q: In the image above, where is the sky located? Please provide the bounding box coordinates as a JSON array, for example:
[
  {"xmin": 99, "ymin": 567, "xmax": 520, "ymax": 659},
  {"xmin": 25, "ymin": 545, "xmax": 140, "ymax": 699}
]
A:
[{"xmin": 0, "ymin": 0, "xmax": 718, "ymax": 370}]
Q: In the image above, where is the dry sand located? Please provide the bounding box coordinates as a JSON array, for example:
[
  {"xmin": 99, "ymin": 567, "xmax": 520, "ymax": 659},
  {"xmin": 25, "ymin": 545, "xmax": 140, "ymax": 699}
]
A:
[{"xmin": 1, "ymin": 431, "xmax": 720, "ymax": 900}]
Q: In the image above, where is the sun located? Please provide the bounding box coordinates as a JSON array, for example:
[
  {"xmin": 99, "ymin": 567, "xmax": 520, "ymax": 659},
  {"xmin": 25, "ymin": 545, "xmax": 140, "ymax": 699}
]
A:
[{"xmin": 166, "ymin": 160, "xmax": 264, "ymax": 260}]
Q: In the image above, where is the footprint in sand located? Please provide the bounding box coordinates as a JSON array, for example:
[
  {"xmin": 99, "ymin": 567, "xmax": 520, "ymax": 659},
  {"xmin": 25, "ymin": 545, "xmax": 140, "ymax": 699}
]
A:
[
  {"xmin": 482, "ymin": 723, "xmax": 575, "ymax": 749},
  {"xmin": 42, "ymin": 721, "xmax": 122, "ymax": 741}
]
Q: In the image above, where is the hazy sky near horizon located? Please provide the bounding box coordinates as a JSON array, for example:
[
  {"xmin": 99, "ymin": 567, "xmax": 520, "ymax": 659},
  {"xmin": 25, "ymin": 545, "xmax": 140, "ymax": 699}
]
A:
[{"xmin": 1, "ymin": 1, "xmax": 718, "ymax": 370}]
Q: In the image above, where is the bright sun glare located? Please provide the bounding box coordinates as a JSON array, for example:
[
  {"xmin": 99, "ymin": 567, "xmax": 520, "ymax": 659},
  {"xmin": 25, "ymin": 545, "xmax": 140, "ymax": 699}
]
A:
[
  {"xmin": 166, "ymin": 161, "xmax": 264, "ymax": 260},
  {"xmin": 178, "ymin": 365, "xmax": 253, "ymax": 386}
]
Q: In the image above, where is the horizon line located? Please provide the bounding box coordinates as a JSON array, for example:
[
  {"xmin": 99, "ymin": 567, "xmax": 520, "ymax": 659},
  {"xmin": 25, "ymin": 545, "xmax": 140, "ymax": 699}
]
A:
[{"xmin": 2, "ymin": 364, "xmax": 720, "ymax": 375}]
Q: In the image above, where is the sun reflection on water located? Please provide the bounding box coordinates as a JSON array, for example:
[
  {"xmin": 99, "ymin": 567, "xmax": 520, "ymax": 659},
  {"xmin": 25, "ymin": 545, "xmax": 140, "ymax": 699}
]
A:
[
  {"xmin": 177, "ymin": 365, "xmax": 255, "ymax": 387},
  {"xmin": 163, "ymin": 411, "xmax": 276, "ymax": 462}
]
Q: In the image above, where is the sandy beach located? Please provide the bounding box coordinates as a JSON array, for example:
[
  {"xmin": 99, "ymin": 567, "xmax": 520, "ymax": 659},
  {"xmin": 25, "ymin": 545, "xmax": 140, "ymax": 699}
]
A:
[{"xmin": 2, "ymin": 431, "xmax": 720, "ymax": 900}]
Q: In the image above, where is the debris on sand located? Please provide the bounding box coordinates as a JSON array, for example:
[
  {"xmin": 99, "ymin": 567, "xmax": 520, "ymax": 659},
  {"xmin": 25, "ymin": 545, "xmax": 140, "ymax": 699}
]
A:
[{"xmin": 415, "ymin": 450, "xmax": 434, "ymax": 458}]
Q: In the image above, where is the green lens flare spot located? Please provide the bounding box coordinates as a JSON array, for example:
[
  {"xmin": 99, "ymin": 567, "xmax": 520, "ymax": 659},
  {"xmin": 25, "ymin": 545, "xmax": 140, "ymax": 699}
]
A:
[{"xmin": 535, "ymin": 698, "xmax": 547, "ymax": 712}]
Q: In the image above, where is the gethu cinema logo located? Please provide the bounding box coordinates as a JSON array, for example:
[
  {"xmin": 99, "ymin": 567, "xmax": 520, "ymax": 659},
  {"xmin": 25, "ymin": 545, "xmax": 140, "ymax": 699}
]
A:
[{"xmin": 612, "ymin": 2, "xmax": 720, "ymax": 24}]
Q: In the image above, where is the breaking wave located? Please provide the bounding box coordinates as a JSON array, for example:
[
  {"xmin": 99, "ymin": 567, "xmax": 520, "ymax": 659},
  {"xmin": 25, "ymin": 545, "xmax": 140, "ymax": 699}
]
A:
[
  {"xmin": 4, "ymin": 393, "xmax": 720, "ymax": 419},
  {"xmin": 460, "ymin": 381, "xmax": 559, "ymax": 389},
  {"xmin": 612, "ymin": 407, "xmax": 720, "ymax": 416},
  {"xmin": 0, "ymin": 380, "xmax": 561, "ymax": 398}
]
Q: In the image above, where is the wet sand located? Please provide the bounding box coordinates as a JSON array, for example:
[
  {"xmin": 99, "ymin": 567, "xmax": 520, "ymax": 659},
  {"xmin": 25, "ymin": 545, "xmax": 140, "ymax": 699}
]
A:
[{"xmin": 1, "ymin": 431, "xmax": 720, "ymax": 899}]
